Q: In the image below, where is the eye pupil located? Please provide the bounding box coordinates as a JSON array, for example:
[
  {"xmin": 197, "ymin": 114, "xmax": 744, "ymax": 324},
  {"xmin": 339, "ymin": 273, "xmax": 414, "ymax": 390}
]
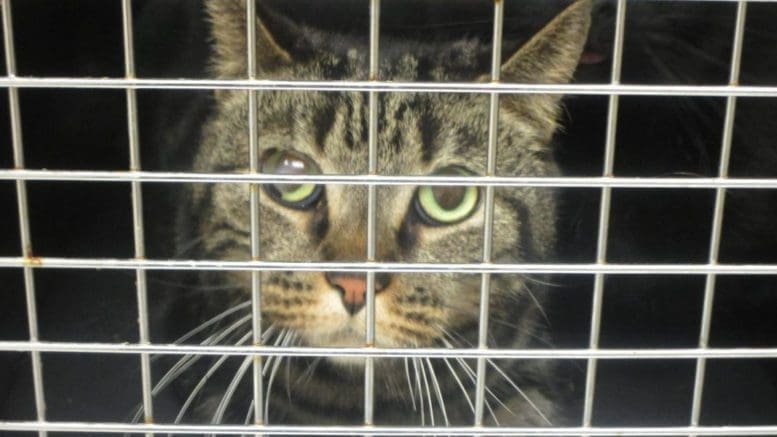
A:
[
  {"xmin": 415, "ymin": 166, "xmax": 479, "ymax": 225},
  {"xmin": 431, "ymin": 186, "xmax": 465, "ymax": 211},
  {"xmin": 276, "ymin": 183, "xmax": 303, "ymax": 194},
  {"xmin": 261, "ymin": 149, "xmax": 322, "ymax": 208}
]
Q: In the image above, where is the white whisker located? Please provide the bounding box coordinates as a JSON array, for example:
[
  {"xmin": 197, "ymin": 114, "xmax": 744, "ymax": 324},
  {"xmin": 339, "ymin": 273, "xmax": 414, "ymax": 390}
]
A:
[
  {"xmin": 264, "ymin": 329, "xmax": 292, "ymax": 423},
  {"xmin": 262, "ymin": 327, "xmax": 288, "ymax": 376},
  {"xmin": 442, "ymin": 336, "xmax": 514, "ymax": 421},
  {"xmin": 245, "ymin": 401, "xmax": 255, "ymax": 424},
  {"xmin": 210, "ymin": 354, "xmax": 252, "ymax": 425},
  {"xmin": 294, "ymin": 357, "xmax": 322, "ymax": 387},
  {"xmin": 451, "ymin": 356, "xmax": 500, "ymax": 426},
  {"xmin": 242, "ymin": 398, "xmax": 255, "ymax": 437},
  {"xmin": 520, "ymin": 283, "xmax": 550, "ymax": 325},
  {"xmin": 155, "ymin": 314, "xmax": 253, "ymax": 396},
  {"xmin": 173, "ymin": 331, "xmax": 253, "ymax": 424},
  {"xmin": 171, "ymin": 234, "xmax": 208, "ymax": 258},
  {"xmin": 425, "ymin": 358, "xmax": 449, "ymax": 426},
  {"xmin": 487, "ymin": 318, "xmax": 556, "ymax": 348},
  {"xmin": 403, "ymin": 357, "xmax": 416, "ymax": 411},
  {"xmin": 441, "ymin": 358, "xmax": 474, "ymax": 414},
  {"xmin": 439, "ymin": 328, "xmax": 473, "ymax": 349},
  {"xmin": 419, "ymin": 355, "xmax": 435, "ymax": 426},
  {"xmin": 518, "ymin": 274, "xmax": 560, "ymax": 288},
  {"xmin": 487, "ymin": 359, "xmax": 553, "ymax": 426},
  {"xmin": 411, "ymin": 357, "xmax": 425, "ymax": 426},
  {"xmin": 174, "ymin": 301, "xmax": 252, "ymax": 345},
  {"xmin": 128, "ymin": 403, "xmax": 143, "ymax": 427},
  {"xmin": 285, "ymin": 350, "xmax": 293, "ymax": 402}
]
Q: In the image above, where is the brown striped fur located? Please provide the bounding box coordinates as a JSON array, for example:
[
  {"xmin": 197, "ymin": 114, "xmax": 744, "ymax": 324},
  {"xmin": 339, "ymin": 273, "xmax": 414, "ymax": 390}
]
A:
[{"xmin": 178, "ymin": 0, "xmax": 591, "ymax": 427}]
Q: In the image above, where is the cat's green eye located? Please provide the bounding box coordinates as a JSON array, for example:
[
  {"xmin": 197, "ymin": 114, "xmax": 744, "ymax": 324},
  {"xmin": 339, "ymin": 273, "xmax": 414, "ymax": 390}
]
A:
[
  {"xmin": 261, "ymin": 149, "xmax": 323, "ymax": 209},
  {"xmin": 415, "ymin": 167, "xmax": 479, "ymax": 225}
]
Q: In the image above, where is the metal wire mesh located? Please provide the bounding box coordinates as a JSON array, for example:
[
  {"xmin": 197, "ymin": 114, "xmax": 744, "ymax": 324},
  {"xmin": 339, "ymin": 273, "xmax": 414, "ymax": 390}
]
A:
[{"xmin": 1, "ymin": 0, "xmax": 776, "ymax": 435}]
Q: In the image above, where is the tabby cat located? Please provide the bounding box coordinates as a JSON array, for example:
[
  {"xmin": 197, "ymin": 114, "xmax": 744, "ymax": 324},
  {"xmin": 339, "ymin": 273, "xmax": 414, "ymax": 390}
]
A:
[{"xmin": 172, "ymin": 0, "xmax": 592, "ymax": 427}]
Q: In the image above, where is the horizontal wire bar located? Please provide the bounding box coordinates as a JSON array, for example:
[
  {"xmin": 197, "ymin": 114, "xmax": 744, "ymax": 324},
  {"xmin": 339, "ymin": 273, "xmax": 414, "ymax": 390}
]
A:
[
  {"xmin": 1, "ymin": 256, "xmax": 776, "ymax": 275},
  {"xmin": 1, "ymin": 169, "xmax": 777, "ymax": 189},
  {"xmin": 1, "ymin": 341, "xmax": 777, "ymax": 360},
  {"xmin": 2, "ymin": 422, "xmax": 777, "ymax": 436},
  {"xmin": 1, "ymin": 77, "xmax": 777, "ymax": 97}
]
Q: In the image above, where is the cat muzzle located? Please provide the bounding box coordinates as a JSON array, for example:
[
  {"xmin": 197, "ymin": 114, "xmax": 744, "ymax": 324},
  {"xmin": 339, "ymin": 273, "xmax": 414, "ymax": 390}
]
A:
[{"xmin": 325, "ymin": 272, "xmax": 391, "ymax": 315}]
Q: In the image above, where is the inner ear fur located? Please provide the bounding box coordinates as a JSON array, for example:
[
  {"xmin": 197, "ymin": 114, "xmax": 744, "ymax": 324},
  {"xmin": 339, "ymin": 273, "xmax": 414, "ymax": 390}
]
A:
[{"xmin": 206, "ymin": 0, "xmax": 292, "ymax": 78}]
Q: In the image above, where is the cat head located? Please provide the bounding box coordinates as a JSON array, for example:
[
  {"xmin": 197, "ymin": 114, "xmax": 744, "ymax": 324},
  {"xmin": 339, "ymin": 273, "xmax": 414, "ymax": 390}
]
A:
[{"xmin": 188, "ymin": 0, "xmax": 591, "ymax": 355}]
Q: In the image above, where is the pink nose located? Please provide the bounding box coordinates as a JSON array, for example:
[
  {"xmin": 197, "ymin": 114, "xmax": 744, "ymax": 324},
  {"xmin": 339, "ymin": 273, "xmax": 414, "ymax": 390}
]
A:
[{"xmin": 325, "ymin": 273, "xmax": 391, "ymax": 315}]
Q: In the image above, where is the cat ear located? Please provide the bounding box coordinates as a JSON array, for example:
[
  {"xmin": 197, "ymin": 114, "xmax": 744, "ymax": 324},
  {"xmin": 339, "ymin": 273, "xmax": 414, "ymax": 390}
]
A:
[
  {"xmin": 206, "ymin": 0, "xmax": 293, "ymax": 77},
  {"xmin": 494, "ymin": 0, "xmax": 592, "ymax": 138},
  {"xmin": 501, "ymin": 0, "xmax": 592, "ymax": 85}
]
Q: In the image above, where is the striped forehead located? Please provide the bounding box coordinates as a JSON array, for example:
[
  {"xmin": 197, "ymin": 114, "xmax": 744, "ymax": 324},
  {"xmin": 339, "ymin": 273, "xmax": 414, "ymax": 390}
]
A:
[{"xmin": 254, "ymin": 89, "xmax": 489, "ymax": 176}]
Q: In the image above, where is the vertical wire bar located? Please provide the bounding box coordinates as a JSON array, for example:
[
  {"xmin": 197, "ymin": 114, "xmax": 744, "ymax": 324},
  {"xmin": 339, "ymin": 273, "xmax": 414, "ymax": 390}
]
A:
[
  {"xmin": 689, "ymin": 2, "xmax": 747, "ymax": 432},
  {"xmin": 2, "ymin": 1, "xmax": 47, "ymax": 435},
  {"xmin": 122, "ymin": 0, "xmax": 153, "ymax": 431},
  {"xmin": 582, "ymin": 0, "xmax": 626, "ymax": 427},
  {"xmin": 364, "ymin": 0, "xmax": 380, "ymax": 426},
  {"xmin": 246, "ymin": 0, "xmax": 265, "ymax": 429},
  {"xmin": 473, "ymin": 0, "xmax": 503, "ymax": 427}
]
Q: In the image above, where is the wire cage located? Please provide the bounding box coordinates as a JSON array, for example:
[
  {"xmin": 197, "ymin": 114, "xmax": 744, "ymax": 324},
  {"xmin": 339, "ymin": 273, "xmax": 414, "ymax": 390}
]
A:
[{"xmin": 0, "ymin": 0, "xmax": 777, "ymax": 435}]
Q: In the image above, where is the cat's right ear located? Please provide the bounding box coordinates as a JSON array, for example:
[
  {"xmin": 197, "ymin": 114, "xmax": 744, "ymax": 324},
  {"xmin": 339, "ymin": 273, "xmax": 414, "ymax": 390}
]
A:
[
  {"xmin": 206, "ymin": 0, "xmax": 293, "ymax": 77},
  {"xmin": 500, "ymin": 0, "xmax": 592, "ymax": 86}
]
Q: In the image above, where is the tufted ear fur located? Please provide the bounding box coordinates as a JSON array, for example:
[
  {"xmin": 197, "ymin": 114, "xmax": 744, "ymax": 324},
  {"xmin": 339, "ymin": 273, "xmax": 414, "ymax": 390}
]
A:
[
  {"xmin": 206, "ymin": 0, "xmax": 293, "ymax": 77},
  {"xmin": 499, "ymin": 0, "xmax": 592, "ymax": 131}
]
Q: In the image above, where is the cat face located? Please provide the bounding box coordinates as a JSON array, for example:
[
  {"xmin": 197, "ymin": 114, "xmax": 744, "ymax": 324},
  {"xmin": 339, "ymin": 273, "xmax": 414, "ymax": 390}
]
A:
[{"xmin": 185, "ymin": 0, "xmax": 590, "ymax": 355}]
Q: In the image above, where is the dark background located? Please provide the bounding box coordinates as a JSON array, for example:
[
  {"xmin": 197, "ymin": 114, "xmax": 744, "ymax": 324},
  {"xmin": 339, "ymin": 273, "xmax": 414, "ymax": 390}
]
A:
[{"xmin": 0, "ymin": 0, "xmax": 776, "ymax": 434}]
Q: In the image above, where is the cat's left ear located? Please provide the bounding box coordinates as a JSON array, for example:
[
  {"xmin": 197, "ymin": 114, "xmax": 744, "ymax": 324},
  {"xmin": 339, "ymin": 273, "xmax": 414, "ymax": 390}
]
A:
[
  {"xmin": 206, "ymin": 0, "xmax": 294, "ymax": 77},
  {"xmin": 498, "ymin": 0, "xmax": 592, "ymax": 118}
]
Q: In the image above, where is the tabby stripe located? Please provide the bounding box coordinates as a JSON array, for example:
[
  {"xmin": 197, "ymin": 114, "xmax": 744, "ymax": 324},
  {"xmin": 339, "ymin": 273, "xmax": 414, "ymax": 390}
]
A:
[
  {"xmin": 312, "ymin": 102, "xmax": 337, "ymax": 153},
  {"xmin": 344, "ymin": 97, "xmax": 355, "ymax": 150},
  {"xmin": 207, "ymin": 221, "xmax": 251, "ymax": 239},
  {"xmin": 390, "ymin": 101, "xmax": 410, "ymax": 154},
  {"xmin": 205, "ymin": 238, "xmax": 249, "ymax": 258},
  {"xmin": 510, "ymin": 195, "xmax": 541, "ymax": 262},
  {"xmin": 359, "ymin": 93, "xmax": 370, "ymax": 145},
  {"xmin": 420, "ymin": 105, "xmax": 439, "ymax": 163}
]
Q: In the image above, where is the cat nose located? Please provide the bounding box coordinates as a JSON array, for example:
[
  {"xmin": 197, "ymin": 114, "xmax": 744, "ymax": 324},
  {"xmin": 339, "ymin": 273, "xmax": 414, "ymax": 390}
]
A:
[{"xmin": 325, "ymin": 272, "xmax": 391, "ymax": 315}]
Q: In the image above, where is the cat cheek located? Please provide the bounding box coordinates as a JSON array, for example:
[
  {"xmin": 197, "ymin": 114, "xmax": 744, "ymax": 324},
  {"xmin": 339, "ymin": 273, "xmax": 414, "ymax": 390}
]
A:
[
  {"xmin": 397, "ymin": 217, "xmax": 419, "ymax": 253},
  {"xmin": 308, "ymin": 204, "xmax": 329, "ymax": 242}
]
